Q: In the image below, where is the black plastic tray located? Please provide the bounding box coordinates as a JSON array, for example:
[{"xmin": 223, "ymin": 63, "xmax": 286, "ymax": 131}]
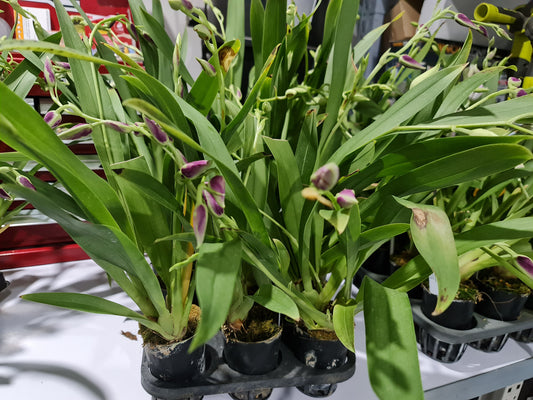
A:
[
  {"xmin": 141, "ymin": 332, "xmax": 356, "ymax": 400},
  {"xmin": 412, "ymin": 301, "xmax": 533, "ymax": 363}
]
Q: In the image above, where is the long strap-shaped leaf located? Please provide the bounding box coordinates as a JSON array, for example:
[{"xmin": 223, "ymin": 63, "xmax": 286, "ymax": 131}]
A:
[
  {"xmin": 0, "ymin": 84, "xmax": 122, "ymax": 229},
  {"xmin": 328, "ymin": 65, "xmax": 465, "ymax": 166},
  {"xmin": 360, "ymin": 144, "xmax": 533, "ymax": 218},
  {"xmin": 319, "ymin": 0, "xmax": 360, "ymax": 162},
  {"xmin": 363, "ymin": 278, "xmax": 423, "ymax": 400},
  {"xmin": 3, "ymin": 182, "xmax": 172, "ymax": 330},
  {"xmin": 21, "ymin": 292, "xmax": 171, "ymax": 339}
]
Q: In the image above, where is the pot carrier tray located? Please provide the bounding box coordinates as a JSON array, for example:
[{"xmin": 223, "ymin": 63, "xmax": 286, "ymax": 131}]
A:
[
  {"xmin": 141, "ymin": 332, "xmax": 356, "ymax": 400},
  {"xmin": 411, "ymin": 301, "xmax": 533, "ymax": 363}
]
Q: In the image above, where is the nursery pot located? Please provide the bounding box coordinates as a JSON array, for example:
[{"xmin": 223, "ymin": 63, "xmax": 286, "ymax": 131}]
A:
[
  {"xmin": 284, "ymin": 323, "xmax": 350, "ymax": 397},
  {"xmin": 223, "ymin": 327, "xmax": 283, "ymax": 375},
  {"xmin": 475, "ymin": 280, "xmax": 529, "ymax": 321},
  {"xmin": 143, "ymin": 335, "xmax": 206, "ymax": 382},
  {"xmin": 421, "ymin": 286, "xmax": 476, "ymax": 330}
]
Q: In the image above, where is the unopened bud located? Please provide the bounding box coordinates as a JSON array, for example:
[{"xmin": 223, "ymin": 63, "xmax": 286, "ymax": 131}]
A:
[{"xmin": 311, "ymin": 163, "xmax": 339, "ymax": 191}]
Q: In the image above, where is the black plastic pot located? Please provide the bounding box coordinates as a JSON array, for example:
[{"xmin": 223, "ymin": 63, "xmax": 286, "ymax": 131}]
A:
[
  {"xmin": 525, "ymin": 295, "xmax": 533, "ymax": 310},
  {"xmin": 421, "ymin": 286, "xmax": 477, "ymax": 330},
  {"xmin": 143, "ymin": 335, "xmax": 206, "ymax": 383},
  {"xmin": 223, "ymin": 328, "xmax": 282, "ymax": 375},
  {"xmin": 475, "ymin": 280, "xmax": 529, "ymax": 321},
  {"xmin": 283, "ymin": 323, "xmax": 350, "ymax": 397}
]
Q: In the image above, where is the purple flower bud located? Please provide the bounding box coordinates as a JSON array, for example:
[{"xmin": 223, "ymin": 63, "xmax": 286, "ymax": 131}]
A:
[
  {"xmin": 16, "ymin": 176, "xmax": 36, "ymax": 191},
  {"xmin": 517, "ymin": 256, "xmax": 533, "ymax": 277},
  {"xmin": 193, "ymin": 204, "xmax": 207, "ymax": 247},
  {"xmin": 105, "ymin": 121, "xmax": 129, "ymax": 134},
  {"xmin": 0, "ymin": 187, "xmax": 11, "ymax": 200},
  {"xmin": 311, "ymin": 163, "xmax": 339, "ymax": 191},
  {"xmin": 517, "ymin": 89, "xmax": 527, "ymax": 97},
  {"xmin": 129, "ymin": 23, "xmax": 140, "ymax": 41},
  {"xmin": 398, "ymin": 54, "xmax": 425, "ymax": 71},
  {"xmin": 181, "ymin": 160, "xmax": 211, "ymax": 179},
  {"xmin": 208, "ymin": 175, "xmax": 225, "ymax": 196},
  {"xmin": 203, "ymin": 190, "xmax": 224, "ymax": 216},
  {"xmin": 43, "ymin": 58, "xmax": 55, "ymax": 85},
  {"xmin": 454, "ymin": 13, "xmax": 478, "ymax": 31},
  {"xmin": 144, "ymin": 118, "xmax": 169, "ymax": 144},
  {"xmin": 169, "ymin": 0, "xmax": 193, "ymax": 11},
  {"xmin": 44, "ymin": 111, "xmax": 62, "ymax": 129},
  {"xmin": 508, "ymin": 77, "xmax": 522, "ymax": 88},
  {"xmin": 67, "ymin": 123, "xmax": 93, "ymax": 140},
  {"xmin": 142, "ymin": 32, "xmax": 155, "ymax": 46},
  {"xmin": 478, "ymin": 26, "xmax": 488, "ymax": 37},
  {"xmin": 335, "ymin": 189, "xmax": 357, "ymax": 209},
  {"xmin": 54, "ymin": 61, "xmax": 71, "ymax": 70},
  {"xmin": 197, "ymin": 58, "xmax": 217, "ymax": 77}
]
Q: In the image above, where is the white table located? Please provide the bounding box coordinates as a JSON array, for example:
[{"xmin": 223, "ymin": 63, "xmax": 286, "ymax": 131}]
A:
[{"xmin": 1, "ymin": 260, "xmax": 532, "ymax": 400}]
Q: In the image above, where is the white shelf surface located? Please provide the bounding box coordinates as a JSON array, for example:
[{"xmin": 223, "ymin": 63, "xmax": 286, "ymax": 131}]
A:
[{"xmin": 1, "ymin": 260, "xmax": 532, "ymax": 400}]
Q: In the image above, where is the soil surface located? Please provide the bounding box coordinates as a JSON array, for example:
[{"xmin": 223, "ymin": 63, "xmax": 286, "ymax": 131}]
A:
[
  {"xmin": 477, "ymin": 269, "xmax": 532, "ymax": 295},
  {"xmin": 223, "ymin": 305, "xmax": 281, "ymax": 342}
]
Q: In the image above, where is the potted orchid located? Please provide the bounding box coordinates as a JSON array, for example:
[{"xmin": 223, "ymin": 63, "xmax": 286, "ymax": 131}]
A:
[{"xmin": 1, "ymin": 0, "xmax": 533, "ymax": 399}]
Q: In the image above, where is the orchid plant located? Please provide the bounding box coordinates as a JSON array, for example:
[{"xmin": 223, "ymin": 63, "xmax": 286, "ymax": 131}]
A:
[{"xmin": 1, "ymin": 1, "xmax": 533, "ymax": 399}]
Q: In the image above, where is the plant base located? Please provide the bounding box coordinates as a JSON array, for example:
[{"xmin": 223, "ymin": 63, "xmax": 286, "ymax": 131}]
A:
[
  {"xmin": 283, "ymin": 324, "xmax": 349, "ymax": 370},
  {"xmin": 223, "ymin": 327, "xmax": 282, "ymax": 375},
  {"xmin": 143, "ymin": 335, "xmax": 206, "ymax": 383},
  {"xmin": 140, "ymin": 331, "xmax": 355, "ymax": 399}
]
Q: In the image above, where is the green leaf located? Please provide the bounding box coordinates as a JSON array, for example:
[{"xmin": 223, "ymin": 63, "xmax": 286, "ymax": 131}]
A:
[
  {"xmin": 319, "ymin": 0, "xmax": 360, "ymax": 160},
  {"xmin": 363, "ymin": 278, "xmax": 423, "ymax": 400},
  {"xmin": 308, "ymin": 0, "xmax": 342, "ymax": 88},
  {"xmin": 226, "ymin": 0, "xmax": 245, "ymax": 88},
  {"xmin": 21, "ymin": 292, "xmax": 168, "ymax": 338},
  {"xmin": 251, "ymin": 284, "xmax": 300, "ymax": 321},
  {"xmin": 329, "ymin": 65, "xmax": 465, "ymax": 166},
  {"xmin": 455, "ymin": 217, "xmax": 533, "ymax": 255},
  {"xmin": 319, "ymin": 209, "xmax": 351, "ymax": 235},
  {"xmin": 295, "ymin": 110, "xmax": 319, "ymax": 183},
  {"xmin": 332, "ymin": 303, "xmax": 356, "ymax": 353},
  {"xmin": 187, "ymin": 40, "xmax": 241, "ymax": 115},
  {"xmin": 0, "ymin": 84, "xmax": 125, "ymax": 230},
  {"xmin": 250, "ymin": 0, "xmax": 265, "ymax": 74},
  {"xmin": 395, "ymin": 197, "xmax": 459, "ymax": 315},
  {"xmin": 435, "ymin": 65, "xmax": 509, "ymax": 117},
  {"xmin": 264, "ymin": 137, "xmax": 304, "ymax": 238},
  {"xmin": 262, "ymin": 0, "xmax": 287, "ymax": 68},
  {"xmin": 192, "ymin": 240, "xmax": 242, "ymax": 350}
]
